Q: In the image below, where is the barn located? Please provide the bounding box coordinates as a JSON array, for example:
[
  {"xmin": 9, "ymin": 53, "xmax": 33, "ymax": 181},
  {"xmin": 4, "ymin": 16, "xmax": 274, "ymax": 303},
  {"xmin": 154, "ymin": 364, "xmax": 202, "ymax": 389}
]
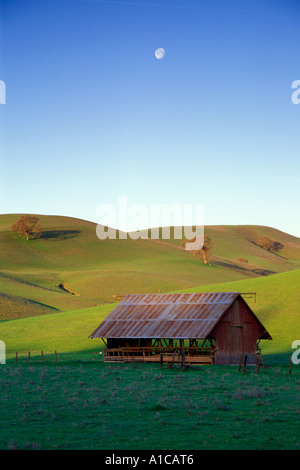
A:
[{"xmin": 89, "ymin": 292, "xmax": 272, "ymax": 365}]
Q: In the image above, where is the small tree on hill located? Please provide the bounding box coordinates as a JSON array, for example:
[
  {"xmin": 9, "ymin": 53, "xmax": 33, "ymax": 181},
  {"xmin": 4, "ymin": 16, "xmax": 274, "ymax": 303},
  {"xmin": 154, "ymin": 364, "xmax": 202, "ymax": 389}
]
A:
[
  {"xmin": 181, "ymin": 235, "xmax": 214, "ymax": 264},
  {"xmin": 194, "ymin": 236, "xmax": 214, "ymax": 264},
  {"xmin": 10, "ymin": 215, "xmax": 41, "ymax": 241}
]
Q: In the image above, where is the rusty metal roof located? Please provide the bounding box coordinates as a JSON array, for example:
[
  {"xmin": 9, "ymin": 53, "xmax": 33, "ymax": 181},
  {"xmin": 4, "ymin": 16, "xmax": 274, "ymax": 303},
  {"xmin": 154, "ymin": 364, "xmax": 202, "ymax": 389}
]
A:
[{"xmin": 89, "ymin": 292, "xmax": 241, "ymax": 339}]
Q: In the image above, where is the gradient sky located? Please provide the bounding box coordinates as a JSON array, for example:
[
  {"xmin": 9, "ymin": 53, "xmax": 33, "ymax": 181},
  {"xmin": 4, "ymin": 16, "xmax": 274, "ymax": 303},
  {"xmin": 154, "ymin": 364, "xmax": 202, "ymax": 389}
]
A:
[{"xmin": 1, "ymin": 0, "xmax": 300, "ymax": 236}]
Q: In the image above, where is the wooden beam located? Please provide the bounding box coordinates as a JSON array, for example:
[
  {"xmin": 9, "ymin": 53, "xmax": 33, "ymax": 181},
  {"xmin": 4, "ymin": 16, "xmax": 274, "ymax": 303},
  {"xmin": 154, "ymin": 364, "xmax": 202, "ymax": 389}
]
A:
[
  {"xmin": 171, "ymin": 349, "xmax": 177, "ymax": 368},
  {"xmin": 256, "ymin": 354, "xmax": 261, "ymax": 373},
  {"xmin": 182, "ymin": 348, "xmax": 185, "ymax": 370}
]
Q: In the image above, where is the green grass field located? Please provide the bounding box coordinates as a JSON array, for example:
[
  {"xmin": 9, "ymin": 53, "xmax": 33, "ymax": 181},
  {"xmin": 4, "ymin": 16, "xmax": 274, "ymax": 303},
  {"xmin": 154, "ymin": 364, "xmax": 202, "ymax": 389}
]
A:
[{"xmin": 0, "ymin": 362, "xmax": 299, "ymax": 450}]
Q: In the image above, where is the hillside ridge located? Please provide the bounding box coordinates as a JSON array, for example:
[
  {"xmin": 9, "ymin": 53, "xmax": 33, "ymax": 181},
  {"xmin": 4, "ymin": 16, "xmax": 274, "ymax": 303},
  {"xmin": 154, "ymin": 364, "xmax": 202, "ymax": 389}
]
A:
[{"xmin": 1, "ymin": 213, "xmax": 299, "ymax": 320}]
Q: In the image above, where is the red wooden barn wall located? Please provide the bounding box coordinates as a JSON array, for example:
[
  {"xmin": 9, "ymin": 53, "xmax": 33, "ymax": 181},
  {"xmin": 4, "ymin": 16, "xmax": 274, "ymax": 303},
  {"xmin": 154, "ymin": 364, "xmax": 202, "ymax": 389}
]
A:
[{"xmin": 210, "ymin": 298, "xmax": 262, "ymax": 365}]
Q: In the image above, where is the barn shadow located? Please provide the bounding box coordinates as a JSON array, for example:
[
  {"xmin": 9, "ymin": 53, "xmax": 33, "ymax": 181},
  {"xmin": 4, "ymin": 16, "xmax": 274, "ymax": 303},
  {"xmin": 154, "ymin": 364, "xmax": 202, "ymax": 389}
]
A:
[{"xmin": 40, "ymin": 230, "xmax": 81, "ymax": 240}]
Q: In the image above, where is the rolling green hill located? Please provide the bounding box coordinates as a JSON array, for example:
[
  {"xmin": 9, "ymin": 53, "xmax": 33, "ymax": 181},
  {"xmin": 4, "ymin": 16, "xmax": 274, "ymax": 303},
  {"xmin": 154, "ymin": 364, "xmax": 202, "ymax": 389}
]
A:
[{"xmin": 0, "ymin": 214, "xmax": 300, "ymax": 320}]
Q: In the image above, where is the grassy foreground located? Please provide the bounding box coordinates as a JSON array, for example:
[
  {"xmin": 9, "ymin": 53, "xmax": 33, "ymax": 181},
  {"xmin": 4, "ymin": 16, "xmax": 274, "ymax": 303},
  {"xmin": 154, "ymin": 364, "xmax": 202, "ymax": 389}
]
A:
[{"xmin": 0, "ymin": 362, "xmax": 299, "ymax": 450}]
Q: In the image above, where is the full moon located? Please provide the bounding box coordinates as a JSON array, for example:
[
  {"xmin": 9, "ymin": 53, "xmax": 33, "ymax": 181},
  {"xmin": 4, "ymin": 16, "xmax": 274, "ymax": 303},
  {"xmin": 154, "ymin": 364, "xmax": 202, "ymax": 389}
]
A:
[{"xmin": 155, "ymin": 48, "xmax": 165, "ymax": 60}]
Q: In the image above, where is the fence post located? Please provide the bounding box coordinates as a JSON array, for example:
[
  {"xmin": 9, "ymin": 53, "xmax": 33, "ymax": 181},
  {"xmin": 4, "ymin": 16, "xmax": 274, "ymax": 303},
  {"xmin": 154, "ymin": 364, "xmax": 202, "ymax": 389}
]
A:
[
  {"xmin": 15, "ymin": 352, "xmax": 18, "ymax": 364},
  {"xmin": 28, "ymin": 351, "xmax": 30, "ymax": 364},
  {"xmin": 171, "ymin": 349, "xmax": 177, "ymax": 369},
  {"xmin": 256, "ymin": 354, "xmax": 261, "ymax": 373},
  {"xmin": 41, "ymin": 350, "xmax": 44, "ymax": 364},
  {"xmin": 238, "ymin": 355, "xmax": 242, "ymax": 372},
  {"xmin": 243, "ymin": 354, "xmax": 247, "ymax": 373},
  {"xmin": 289, "ymin": 356, "xmax": 292, "ymax": 374},
  {"xmin": 55, "ymin": 350, "xmax": 57, "ymax": 365}
]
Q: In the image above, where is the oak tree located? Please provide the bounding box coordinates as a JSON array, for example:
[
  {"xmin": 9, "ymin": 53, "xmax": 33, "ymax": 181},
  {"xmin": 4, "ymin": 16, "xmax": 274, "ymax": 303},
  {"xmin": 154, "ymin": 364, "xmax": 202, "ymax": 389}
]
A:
[
  {"xmin": 181, "ymin": 235, "xmax": 214, "ymax": 264},
  {"xmin": 10, "ymin": 215, "xmax": 41, "ymax": 241}
]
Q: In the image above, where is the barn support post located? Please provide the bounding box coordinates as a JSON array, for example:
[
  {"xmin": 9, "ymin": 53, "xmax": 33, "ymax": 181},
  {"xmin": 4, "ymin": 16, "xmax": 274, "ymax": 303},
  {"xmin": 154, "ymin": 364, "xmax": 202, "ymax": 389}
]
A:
[
  {"xmin": 256, "ymin": 354, "xmax": 261, "ymax": 373},
  {"xmin": 171, "ymin": 349, "xmax": 177, "ymax": 368},
  {"xmin": 182, "ymin": 348, "xmax": 185, "ymax": 370}
]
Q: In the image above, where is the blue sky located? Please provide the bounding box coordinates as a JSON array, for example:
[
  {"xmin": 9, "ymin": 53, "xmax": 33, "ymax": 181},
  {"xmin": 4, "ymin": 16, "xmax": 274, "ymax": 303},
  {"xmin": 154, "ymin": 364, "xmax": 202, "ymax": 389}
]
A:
[{"xmin": 1, "ymin": 0, "xmax": 300, "ymax": 236}]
